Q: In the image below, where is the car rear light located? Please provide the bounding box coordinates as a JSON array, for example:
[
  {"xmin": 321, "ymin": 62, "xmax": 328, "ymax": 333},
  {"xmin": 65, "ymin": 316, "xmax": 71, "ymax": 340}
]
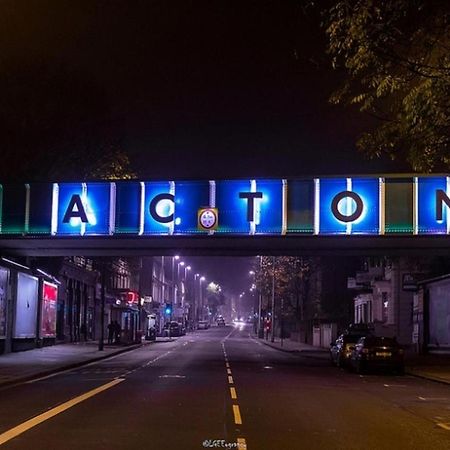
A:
[{"xmin": 362, "ymin": 348, "xmax": 369, "ymax": 354}]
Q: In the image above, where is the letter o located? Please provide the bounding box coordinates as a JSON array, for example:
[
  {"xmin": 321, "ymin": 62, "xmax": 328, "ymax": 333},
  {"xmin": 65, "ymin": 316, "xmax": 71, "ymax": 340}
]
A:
[{"xmin": 331, "ymin": 191, "xmax": 363, "ymax": 223}]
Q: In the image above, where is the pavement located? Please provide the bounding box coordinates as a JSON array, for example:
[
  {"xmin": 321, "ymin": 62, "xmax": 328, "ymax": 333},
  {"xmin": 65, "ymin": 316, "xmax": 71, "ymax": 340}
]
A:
[
  {"xmin": 0, "ymin": 337, "xmax": 176, "ymax": 388},
  {"xmin": 257, "ymin": 335, "xmax": 450, "ymax": 385},
  {"xmin": 1, "ymin": 333, "xmax": 450, "ymax": 389}
]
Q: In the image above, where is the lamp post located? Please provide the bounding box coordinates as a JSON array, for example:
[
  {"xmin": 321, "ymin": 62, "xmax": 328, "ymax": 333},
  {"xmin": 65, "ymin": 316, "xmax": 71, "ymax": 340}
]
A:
[
  {"xmin": 172, "ymin": 255, "xmax": 179, "ymax": 305},
  {"xmin": 249, "ymin": 270, "xmax": 260, "ymax": 337},
  {"xmin": 200, "ymin": 276, "xmax": 206, "ymax": 320},
  {"xmin": 177, "ymin": 261, "xmax": 185, "ymax": 309},
  {"xmin": 182, "ymin": 265, "xmax": 191, "ymax": 307},
  {"xmin": 194, "ymin": 273, "xmax": 200, "ymax": 322},
  {"xmin": 271, "ymin": 256, "xmax": 275, "ymax": 343},
  {"xmin": 98, "ymin": 260, "xmax": 106, "ymax": 351}
]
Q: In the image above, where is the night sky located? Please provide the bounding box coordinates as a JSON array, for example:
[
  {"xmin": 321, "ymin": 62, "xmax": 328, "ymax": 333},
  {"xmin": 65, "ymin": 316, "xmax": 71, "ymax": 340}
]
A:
[
  {"xmin": 0, "ymin": 1, "xmax": 405, "ymax": 293},
  {"xmin": 0, "ymin": 1, "xmax": 406, "ymax": 181}
]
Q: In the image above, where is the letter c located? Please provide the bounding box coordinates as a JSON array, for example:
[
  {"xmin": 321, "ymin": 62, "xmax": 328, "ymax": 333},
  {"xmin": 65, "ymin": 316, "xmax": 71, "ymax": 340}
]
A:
[{"xmin": 149, "ymin": 193, "xmax": 175, "ymax": 223}]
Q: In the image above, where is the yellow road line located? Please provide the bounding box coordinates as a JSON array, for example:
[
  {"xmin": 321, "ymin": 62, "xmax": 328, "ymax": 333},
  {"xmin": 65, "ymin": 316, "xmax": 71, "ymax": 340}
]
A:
[
  {"xmin": 233, "ymin": 405, "xmax": 242, "ymax": 425},
  {"xmin": 0, "ymin": 378, "xmax": 124, "ymax": 446},
  {"xmin": 228, "ymin": 375, "xmax": 234, "ymax": 384},
  {"xmin": 227, "ymin": 368, "xmax": 232, "ymax": 375},
  {"xmin": 237, "ymin": 437, "xmax": 247, "ymax": 449},
  {"xmin": 230, "ymin": 387, "xmax": 237, "ymax": 399},
  {"xmin": 437, "ymin": 422, "xmax": 450, "ymax": 431}
]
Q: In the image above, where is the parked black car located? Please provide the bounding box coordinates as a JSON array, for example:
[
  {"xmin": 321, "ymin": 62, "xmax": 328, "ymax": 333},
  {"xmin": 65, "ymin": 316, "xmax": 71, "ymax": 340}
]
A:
[
  {"xmin": 350, "ymin": 336, "xmax": 405, "ymax": 374},
  {"xmin": 330, "ymin": 331, "xmax": 372, "ymax": 368},
  {"xmin": 163, "ymin": 321, "xmax": 182, "ymax": 337}
]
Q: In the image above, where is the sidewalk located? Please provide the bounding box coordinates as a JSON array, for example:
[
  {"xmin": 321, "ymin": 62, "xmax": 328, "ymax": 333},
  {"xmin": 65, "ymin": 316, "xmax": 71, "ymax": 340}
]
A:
[
  {"xmin": 0, "ymin": 337, "xmax": 173, "ymax": 388},
  {"xmin": 404, "ymin": 353, "xmax": 450, "ymax": 385},
  {"xmin": 257, "ymin": 335, "xmax": 329, "ymax": 357},
  {"xmin": 256, "ymin": 336, "xmax": 450, "ymax": 385}
]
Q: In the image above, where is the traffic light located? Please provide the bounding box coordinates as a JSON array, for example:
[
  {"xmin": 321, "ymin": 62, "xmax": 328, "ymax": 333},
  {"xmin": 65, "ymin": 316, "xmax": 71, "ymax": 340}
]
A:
[{"xmin": 164, "ymin": 303, "xmax": 172, "ymax": 315}]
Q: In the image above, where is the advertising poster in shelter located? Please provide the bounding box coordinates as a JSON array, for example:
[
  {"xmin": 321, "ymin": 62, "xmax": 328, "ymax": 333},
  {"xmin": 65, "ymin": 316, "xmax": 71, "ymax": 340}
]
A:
[
  {"xmin": 0, "ymin": 267, "xmax": 8, "ymax": 337},
  {"xmin": 41, "ymin": 281, "xmax": 57, "ymax": 337},
  {"xmin": 14, "ymin": 273, "xmax": 38, "ymax": 338}
]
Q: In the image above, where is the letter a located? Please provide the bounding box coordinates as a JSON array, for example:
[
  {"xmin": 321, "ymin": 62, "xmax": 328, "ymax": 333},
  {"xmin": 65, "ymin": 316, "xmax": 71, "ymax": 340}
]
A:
[{"xmin": 62, "ymin": 194, "xmax": 89, "ymax": 223}]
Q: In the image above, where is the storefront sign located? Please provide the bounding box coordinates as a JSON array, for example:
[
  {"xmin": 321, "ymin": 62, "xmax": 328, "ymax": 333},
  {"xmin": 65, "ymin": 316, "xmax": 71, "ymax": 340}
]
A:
[{"xmin": 1, "ymin": 176, "xmax": 450, "ymax": 236}]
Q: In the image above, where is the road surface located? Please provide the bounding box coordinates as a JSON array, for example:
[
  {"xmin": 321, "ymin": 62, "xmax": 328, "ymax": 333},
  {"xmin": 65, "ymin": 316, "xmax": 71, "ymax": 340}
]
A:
[{"xmin": 0, "ymin": 325, "xmax": 449, "ymax": 449}]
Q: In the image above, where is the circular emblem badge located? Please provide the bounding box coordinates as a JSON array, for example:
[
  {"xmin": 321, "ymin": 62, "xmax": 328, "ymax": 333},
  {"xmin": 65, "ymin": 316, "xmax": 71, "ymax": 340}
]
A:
[{"xmin": 198, "ymin": 208, "xmax": 218, "ymax": 230}]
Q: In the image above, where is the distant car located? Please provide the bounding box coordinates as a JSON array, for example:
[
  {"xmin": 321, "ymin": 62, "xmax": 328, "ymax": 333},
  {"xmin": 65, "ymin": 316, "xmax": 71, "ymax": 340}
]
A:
[
  {"xmin": 350, "ymin": 336, "xmax": 405, "ymax": 374},
  {"xmin": 177, "ymin": 322, "xmax": 186, "ymax": 335},
  {"xmin": 217, "ymin": 317, "xmax": 226, "ymax": 327},
  {"xmin": 197, "ymin": 320, "xmax": 210, "ymax": 330},
  {"xmin": 163, "ymin": 321, "xmax": 182, "ymax": 337},
  {"xmin": 330, "ymin": 332, "xmax": 372, "ymax": 368}
]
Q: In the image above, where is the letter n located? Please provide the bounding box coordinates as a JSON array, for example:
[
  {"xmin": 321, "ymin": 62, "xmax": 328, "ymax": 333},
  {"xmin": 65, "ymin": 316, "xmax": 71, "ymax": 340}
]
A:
[{"xmin": 436, "ymin": 190, "xmax": 450, "ymax": 221}]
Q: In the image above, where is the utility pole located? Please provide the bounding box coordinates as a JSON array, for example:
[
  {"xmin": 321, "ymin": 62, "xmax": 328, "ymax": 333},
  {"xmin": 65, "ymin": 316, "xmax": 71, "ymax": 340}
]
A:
[
  {"xmin": 271, "ymin": 256, "xmax": 275, "ymax": 343},
  {"xmin": 98, "ymin": 261, "xmax": 106, "ymax": 351},
  {"xmin": 257, "ymin": 256, "xmax": 263, "ymax": 338}
]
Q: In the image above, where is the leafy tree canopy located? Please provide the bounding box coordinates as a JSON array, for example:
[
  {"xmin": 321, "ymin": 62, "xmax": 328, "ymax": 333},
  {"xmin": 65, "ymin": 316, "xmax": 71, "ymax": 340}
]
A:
[{"xmin": 325, "ymin": 0, "xmax": 450, "ymax": 171}]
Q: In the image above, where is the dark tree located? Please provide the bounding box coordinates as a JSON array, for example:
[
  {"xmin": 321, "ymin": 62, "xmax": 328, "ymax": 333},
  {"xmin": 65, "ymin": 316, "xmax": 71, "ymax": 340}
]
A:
[{"xmin": 325, "ymin": 0, "xmax": 450, "ymax": 171}]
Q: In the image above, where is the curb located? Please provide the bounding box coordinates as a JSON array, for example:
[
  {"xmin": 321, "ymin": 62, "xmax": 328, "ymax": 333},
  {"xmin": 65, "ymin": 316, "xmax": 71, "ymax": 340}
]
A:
[
  {"xmin": 258, "ymin": 338, "xmax": 328, "ymax": 358},
  {"xmin": 405, "ymin": 370, "xmax": 450, "ymax": 386},
  {"xmin": 0, "ymin": 343, "xmax": 144, "ymax": 390}
]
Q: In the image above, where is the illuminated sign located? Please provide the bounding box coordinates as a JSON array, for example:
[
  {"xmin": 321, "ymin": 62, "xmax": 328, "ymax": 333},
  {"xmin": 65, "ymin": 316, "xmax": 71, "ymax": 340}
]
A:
[
  {"xmin": 318, "ymin": 178, "xmax": 380, "ymax": 234},
  {"xmin": 1, "ymin": 176, "xmax": 450, "ymax": 236},
  {"xmin": 41, "ymin": 281, "xmax": 58, "ymax": 337}
]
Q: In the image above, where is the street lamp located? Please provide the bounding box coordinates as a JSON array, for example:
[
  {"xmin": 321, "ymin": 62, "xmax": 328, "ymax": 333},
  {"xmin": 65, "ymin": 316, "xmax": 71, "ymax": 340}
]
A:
[
  {"xmin": 200, "ymin": 276, "xmax": 206, "ymax": 320},
  {"xmin": 173, "ymin": 259, "xmax": 185, "ymax": 308},
  {"xmin": 171, "ymin": 256, "xmax": 180, "ymax": 305},
  {"xmin": 182, "ymin": 265, "xmax": 191, "ymax": 307},
  {"xmin": 250, "ymin": 263, "xmax": 263, "ymax": 338}
]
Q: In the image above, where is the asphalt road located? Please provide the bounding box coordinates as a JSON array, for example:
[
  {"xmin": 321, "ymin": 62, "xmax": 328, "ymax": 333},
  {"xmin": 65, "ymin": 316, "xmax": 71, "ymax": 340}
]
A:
[{"xmin": 0, "ymin": 325, "xmax": 450, "ymax": 450}]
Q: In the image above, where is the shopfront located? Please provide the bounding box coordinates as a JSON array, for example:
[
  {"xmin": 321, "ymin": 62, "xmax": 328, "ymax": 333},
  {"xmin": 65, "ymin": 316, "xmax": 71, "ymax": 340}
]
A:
[
  {"xmin": 0, "ymin": 267, "xmax": 9, "ymax": 354},
  {"xmin": 0, "ymin": 259, "xmax": 62, "ymax": 355},
  {"xmin": 110, "ymin": 290, "xmax": 140, "ymax": 344},
  {"xmin": 427, "ymin": 277, "xmax": 450, "ymax": 351}
]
